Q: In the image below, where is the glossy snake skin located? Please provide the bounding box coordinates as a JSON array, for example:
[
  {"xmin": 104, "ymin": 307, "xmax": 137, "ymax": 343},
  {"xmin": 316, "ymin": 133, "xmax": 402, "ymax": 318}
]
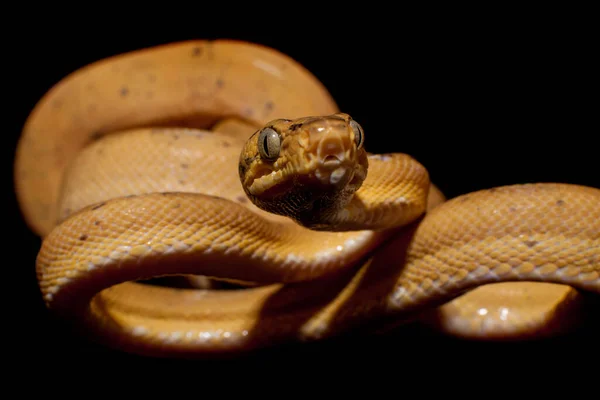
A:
[{"xmin": 14, "ymin": 40, "xmax": 599, "ymax": 357}]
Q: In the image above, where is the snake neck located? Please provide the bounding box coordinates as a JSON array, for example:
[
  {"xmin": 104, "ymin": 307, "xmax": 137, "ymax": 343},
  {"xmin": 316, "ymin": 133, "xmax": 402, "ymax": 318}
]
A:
[
  {"xmin": 248, "ymin": 184, "xmax": 425, "ymax": 233},
  {"xmin": 304, "ymin": 191, "xmax": 427, "ymax": 232},
  {"xmin": 295, "ymin": 185, "xmax": 359, "ymax": 231},
  {"xmin": 245, "ymin": 181, "xmax": 358, "ymax": 231}
]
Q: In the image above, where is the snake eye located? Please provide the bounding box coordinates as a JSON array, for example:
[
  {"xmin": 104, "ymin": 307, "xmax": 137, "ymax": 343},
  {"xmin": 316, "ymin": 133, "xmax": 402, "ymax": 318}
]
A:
[
  {"xmin": 257, "ymin": 127, "xmax": 281, "ymax": 160},
  {"xmin": 349, "ymin": 120, "xmax": 364, "ymax": 149}
]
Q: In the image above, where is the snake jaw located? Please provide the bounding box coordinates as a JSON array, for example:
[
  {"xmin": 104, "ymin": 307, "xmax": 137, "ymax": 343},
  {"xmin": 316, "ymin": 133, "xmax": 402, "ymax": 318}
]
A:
[{"xmin": 247, "ymin": 168, "xmax": 285, "ymax": 196}]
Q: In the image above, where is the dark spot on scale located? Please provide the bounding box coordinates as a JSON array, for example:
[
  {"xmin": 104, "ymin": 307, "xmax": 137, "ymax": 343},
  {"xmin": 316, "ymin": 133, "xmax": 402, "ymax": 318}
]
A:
[
  {"xmin": 192, "ymin": 47, "xmax": 203, "ymax": 56},
  {"xmin": 524, "ymin": 240, "xmax": 538, "ymax": 248},
  {"xmin": 79, "ymin": 234, "xmax": 88, "ymax": 241},
  {"xmin": 90, "ymin": 131, "xmax": 102, "ymax": 141},
  {"xmin": 216, "ymin": 79, "xmax": 224, "ymax": 88},
  {"xmin": 172, "ymin": 133, "xmax": 180, "ymax": 140},
  {"xmin": 120, "ymin": 87, "xmax": 129, "ymax": 97},
  {"xmin": 181, "ymin": 163, "xmax": 189, "ymax": 169},
  {"xmin": 244, "ymin": 108, "xmax": 254, "ymax": 117},
  {"xmin": 94, "ymin": 220, "xmax": 101, "ymax": 226},
  {"xmin": 178, "ymin": 179, "xmax": 186, "ymax": 185},
  {"xmin": 148, "ymin": 74, "xmax": 156, "ymax": 83},
  {"xmin": 509, "ymin": 206, "xmax": 517, "ymax": 212},
  {"xmin": 236, "ymin": 195, "xmax": 248, "ymax": 204},
  {"xmin": 489, "ymin": 187, "xmax": 498, "ymax": 193},
  {"xmin": 265, "ymin": 101, "xmax": 274, "ymax": 111},
  {"xmin": 91, "ymin": 202, "xmax": 106, "ymax": 210},
  {"xmin": 221, "ymin": 141, "xmax": 230, "ymax": 148},
  {"xmin": 173, "ymin": 203, "xmax": 181, "ymax": 208},
  {"xmin": 556, "ymin": 199, "xmax": 565, "ymax": 206}
]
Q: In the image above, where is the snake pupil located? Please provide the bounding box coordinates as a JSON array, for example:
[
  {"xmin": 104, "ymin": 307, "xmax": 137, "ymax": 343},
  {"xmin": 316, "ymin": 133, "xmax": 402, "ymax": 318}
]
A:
[{"xmin": 263, "ymin": 135, "xmax": 270, "ymax": 157}]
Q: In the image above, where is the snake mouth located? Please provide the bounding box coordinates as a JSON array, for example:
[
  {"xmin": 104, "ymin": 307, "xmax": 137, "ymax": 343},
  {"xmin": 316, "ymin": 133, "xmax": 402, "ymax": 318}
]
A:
[
  {"xmin": 315, "ymin": 164, "xmax": 354, "ymax": 187},
  {"xmin": 248, "ymin": 157, "xmax": 354, "ymax": 197},
  {"xmin": 323, "ymin": 154, "xmax": 342, "ymax": 167},
  {"xmin": 247, "ymin": 167, "xmax": 286, "ymax": 196},
  {"xmin": 248, "ymin": 150, "xmax": 357, "ymax": 196}
]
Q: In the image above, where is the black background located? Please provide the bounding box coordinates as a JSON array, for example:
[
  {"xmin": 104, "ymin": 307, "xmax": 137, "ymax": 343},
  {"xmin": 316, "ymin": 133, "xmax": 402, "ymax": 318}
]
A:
[{"xmin": 7, "ymin": 11, "xmax": 598, "ymax": 377}]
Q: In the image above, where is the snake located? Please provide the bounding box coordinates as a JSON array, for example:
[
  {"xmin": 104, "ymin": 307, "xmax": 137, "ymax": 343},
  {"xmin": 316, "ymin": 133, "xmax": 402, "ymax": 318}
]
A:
[{"xmin": 14, "ymin": 40, "xmax": 599, "ymax": 357}]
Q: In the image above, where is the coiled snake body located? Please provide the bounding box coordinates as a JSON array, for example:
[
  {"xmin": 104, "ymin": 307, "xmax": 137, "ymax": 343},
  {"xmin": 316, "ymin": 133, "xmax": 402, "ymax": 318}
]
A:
[{"xmin": 15, "ymin": 40, "xmax": 599, "ymax": 357}]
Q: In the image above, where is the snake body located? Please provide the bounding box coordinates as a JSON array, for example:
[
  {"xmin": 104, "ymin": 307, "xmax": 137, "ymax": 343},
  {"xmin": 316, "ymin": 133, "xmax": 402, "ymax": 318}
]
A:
[{"xmin": 15, "ymin": 40, "xmax": 599, "ymax": 357}]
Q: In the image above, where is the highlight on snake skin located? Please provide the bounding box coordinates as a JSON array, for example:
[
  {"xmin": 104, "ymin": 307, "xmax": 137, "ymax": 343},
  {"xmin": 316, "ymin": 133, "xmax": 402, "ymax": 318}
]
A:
[{"xmin": 14, "ymin": 39, "xmax": 599, "ymax": 357}]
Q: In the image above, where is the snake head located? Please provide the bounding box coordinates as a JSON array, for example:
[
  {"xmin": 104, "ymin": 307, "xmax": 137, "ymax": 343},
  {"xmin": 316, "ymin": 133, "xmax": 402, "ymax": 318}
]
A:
[{"xmin": 238, "ymin": 113, "xmax": 368, "ymax": 228}]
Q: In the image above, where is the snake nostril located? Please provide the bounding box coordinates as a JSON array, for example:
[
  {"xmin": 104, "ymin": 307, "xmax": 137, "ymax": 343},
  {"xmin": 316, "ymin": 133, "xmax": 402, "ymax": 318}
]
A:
[{"xmin": 318, "ymin": 130, "xmax": 346, "ymax": 164}]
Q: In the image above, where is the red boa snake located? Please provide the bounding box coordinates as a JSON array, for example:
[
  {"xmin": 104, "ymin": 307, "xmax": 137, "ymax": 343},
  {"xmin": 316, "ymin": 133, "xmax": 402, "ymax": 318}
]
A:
[{"xmin": 14, "ymin": 40, "xmax": 599, "ymax": 357}]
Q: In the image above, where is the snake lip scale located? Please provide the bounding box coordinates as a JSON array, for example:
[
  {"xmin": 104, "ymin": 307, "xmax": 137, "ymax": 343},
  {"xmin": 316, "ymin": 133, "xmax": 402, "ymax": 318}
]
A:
[{"xmin": 14, "ymin": 39, "xmax": 600, "ymax": 357}]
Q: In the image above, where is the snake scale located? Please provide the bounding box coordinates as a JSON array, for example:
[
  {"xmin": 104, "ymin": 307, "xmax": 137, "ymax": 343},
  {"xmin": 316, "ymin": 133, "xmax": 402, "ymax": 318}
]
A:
[{"xmin": 14, "ymin": 40, "xmax": 599, "ymax": 357}]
